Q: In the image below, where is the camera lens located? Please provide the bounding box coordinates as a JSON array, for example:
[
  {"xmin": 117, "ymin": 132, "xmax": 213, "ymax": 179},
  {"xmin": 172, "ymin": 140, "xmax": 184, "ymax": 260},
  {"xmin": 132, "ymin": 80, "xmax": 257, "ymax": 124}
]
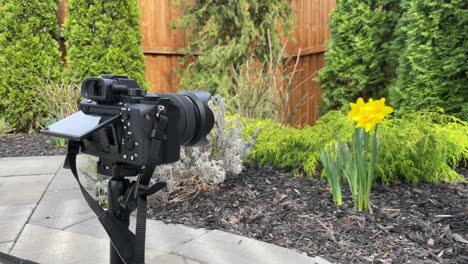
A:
[{"xmin": 160, "ymin": 91, "xmax": 214, "ymax": 146}]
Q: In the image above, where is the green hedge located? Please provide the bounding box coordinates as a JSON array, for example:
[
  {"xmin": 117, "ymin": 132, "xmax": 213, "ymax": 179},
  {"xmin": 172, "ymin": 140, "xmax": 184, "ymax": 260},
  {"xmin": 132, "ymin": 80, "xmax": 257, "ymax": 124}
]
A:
[
  {"xmin": 320, "ymin": 0, "xmax": 467, "ymax": 119},
  {"xmin": 318, "ymin": 0, "xmax": 401, "ymax": 113},
  {"xmin": 389, "ymin": 0, "xmax": 468, "ymax": 119},
  {"xmin": 0, "ymin": 0, "xmax": 62, "ymax": 131},
  {"xmin": 245, "ymin": 111, "xmax": 467, "ymax": 184},
  {"xmin": 64, "ymin": 0, "xmax": 147, "ymax": 86}
]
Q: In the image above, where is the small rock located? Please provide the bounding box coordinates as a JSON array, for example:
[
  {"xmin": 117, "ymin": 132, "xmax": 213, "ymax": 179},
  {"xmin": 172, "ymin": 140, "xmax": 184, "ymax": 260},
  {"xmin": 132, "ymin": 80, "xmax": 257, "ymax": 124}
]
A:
[{"xmin": 427, "ymin": 238, "xmax": 435, "ymax": 246}]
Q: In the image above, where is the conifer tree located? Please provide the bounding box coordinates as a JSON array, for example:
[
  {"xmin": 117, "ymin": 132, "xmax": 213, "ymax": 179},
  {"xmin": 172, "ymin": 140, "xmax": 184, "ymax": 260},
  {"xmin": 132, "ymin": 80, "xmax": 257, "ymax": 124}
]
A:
[
  {"xmin": 0, "ymin": 0, "xmax": 62, "ymax": 130},
  {"xmin": 318, "ymin": 0, "xmax": 401, "ymax": 113},
  {"xmin": 64, "ymin": 0, "xmax": 147, "ymax": 86},
  {"xmin": 389, "ymin": 0, "xmax": 467, "ymax": 119},
  {"xmin": 178, "ymin": 0, "xmax": 293, "ymax": 94}
]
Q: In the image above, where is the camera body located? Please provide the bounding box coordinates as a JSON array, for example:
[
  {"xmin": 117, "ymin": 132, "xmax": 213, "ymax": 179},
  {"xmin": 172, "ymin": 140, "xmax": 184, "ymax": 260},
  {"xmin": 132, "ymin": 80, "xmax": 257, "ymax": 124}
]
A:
[
  {"xmin": 42, "ymin": 74, "xmax": 214, "ymax": 177},
  {"xmin": 79, "ymin": 91, "xmax": 181, "ymax": 167}
]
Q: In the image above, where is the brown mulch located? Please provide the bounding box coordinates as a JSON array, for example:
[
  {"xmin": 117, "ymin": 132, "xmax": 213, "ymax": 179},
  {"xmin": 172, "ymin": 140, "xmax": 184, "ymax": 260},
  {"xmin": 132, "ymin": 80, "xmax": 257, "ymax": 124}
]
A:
[
  {"xmin": 149, "ymin": 164, "xmax": 468, "ymax": 264},
  {"xmin": 1, "ymin": 133, "xmax": 466, "ymax": 263},
  {"xmin": 0, "ymin": 133, "xmax": 67, "ymax": 157}
]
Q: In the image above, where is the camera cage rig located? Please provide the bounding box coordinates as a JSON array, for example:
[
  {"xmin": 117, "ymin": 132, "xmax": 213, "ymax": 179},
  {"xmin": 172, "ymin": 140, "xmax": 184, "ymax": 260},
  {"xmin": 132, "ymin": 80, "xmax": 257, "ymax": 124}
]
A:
[{"xmin": 40, "ymin": 74, "xmax": 214, "ymax": 264}]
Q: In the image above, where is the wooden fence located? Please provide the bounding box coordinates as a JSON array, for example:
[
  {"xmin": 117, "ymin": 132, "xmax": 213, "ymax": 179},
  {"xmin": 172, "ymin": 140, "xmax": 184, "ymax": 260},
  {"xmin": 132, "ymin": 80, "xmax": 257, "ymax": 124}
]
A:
[
  {"xmin": 285, "ymin": 0, "xmax": 335, "ymax": 125},
  {"xmin": 58, "ymin": 0, "xmax": 335, "ymax": 126}
]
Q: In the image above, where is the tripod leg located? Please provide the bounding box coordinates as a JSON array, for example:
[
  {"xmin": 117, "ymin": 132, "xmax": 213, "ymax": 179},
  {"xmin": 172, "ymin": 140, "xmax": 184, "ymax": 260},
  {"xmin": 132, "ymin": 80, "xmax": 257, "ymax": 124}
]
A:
[{"xmin": 108, "ymin": 177, "xmax": 128, "ymax": 264}]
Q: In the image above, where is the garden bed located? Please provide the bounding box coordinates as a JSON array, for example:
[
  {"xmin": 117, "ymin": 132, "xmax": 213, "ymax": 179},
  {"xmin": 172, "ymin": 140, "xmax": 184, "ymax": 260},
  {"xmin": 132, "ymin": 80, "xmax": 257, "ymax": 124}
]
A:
[
  {"xmin": 2, "ymin": 133, "xmax": 466, "ymax": 263},
  {"xmin": 150, "ymin": 163, "xmax": 468, "ymax": 264},
  {"xmin": 0, "ymin": 133, "xmax": 66, "ymax": 157}
]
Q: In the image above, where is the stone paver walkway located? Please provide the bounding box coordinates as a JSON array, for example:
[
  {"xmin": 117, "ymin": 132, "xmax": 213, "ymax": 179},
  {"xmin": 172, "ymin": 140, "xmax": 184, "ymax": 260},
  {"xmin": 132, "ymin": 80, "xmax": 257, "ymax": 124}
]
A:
[{"xmin": 0, "ymin": 155, "xmax": 331, "ymax": 264}]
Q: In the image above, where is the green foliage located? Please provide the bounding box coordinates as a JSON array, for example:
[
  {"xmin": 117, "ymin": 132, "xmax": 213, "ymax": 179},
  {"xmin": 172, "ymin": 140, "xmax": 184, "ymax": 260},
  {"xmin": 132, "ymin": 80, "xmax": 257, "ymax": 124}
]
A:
[
  {"xmin": 226, "ymin": 57, "xmax": 277, "ymax": 120},
  {"xmin": 0, "ymin": 116, "xmax": 14, "ymax": 135},
  {"xmin": 321, "ymin": 0, "xmax": 467, "ymax": 119},
  {"xmin": 345, "ymin": 127, "xmax": 381, "ymax": 211},
  {"xmin": 321, "ymin": 126, "xmax": 383, "ymax": 211},
  {"xmin": 318, "ymin": 0, "xmax": 401, "ymax": 113},
  {"xmin": 245, "ymin": 111, "xmax": 467, "ymax": 184},
  {"xmin": 244, "ymin": 111, "xmax": 354, "ymax": 175},
  {"xmin": 177, "ymin": 0, "xmax": 293, "ymax": 94},
  {"xmin": 226, "ymin": 43, "xmax": 310, "ymax": 126},
  {"xmin": 389, "ymin": 0, "xmax": 468, "ymax": 119},
  {"xmin": 377, "ymin": 111, "xmax": 467, "ymax": 184},
  {"xmin": 35, "ymin": 80, "xmax": 81, "ymax": 122},
  {"xmin": 0, "ymin": 0, "xmax": 62, "ymax": 131},
  {"xmin": 64, "ymin": 0, "xmax": 147, "ymax": 86},
  {"xmin": 320, "ymin": 143, "xmax": 344, "ymax": 205}
]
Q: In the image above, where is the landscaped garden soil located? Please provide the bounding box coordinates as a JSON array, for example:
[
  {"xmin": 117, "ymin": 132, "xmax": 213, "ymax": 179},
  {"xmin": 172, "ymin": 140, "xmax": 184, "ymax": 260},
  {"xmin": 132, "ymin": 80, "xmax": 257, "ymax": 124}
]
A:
[
  {"xmin": 0, "ymin": 133, "xmax": 67, "ymax": 157},
  {"xmin": 150, "ymin": 163, "xmax": 468, "ymax": 264},
  {"xmin": 2, "ymin": 134, "xmax": 466, "ymax": 263}
]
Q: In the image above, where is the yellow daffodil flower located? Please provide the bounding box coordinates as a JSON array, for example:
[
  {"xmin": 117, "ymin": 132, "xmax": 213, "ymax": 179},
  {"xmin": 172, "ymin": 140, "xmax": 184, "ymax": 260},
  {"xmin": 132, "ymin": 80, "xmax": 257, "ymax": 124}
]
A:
[
  {"xmin": 348, "ymin": 98, "xmax": 393, "ymax": 132},
  {"xmin": 348, "ymin": 97, "xmax": 365, "ymax": 120}
]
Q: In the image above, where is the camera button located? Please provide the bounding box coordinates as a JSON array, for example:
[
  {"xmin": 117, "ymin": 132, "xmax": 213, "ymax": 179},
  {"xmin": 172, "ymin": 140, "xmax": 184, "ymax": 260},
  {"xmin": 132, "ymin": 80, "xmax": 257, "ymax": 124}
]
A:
[{"xmin": 124, "ymin": 136, "xmax": 135, "ymax": 150}]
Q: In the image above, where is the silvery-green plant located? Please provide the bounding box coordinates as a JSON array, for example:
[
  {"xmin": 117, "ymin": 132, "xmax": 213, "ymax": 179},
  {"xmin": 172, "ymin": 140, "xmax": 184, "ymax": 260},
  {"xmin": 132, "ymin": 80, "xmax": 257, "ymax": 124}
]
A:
[
  {"xmin": 150, "ymin": 95, "xmax": 256, "ymax": 203},
  {"xmin": 80, "ymin": 155, "xmax": 108, "ymax": 206}
]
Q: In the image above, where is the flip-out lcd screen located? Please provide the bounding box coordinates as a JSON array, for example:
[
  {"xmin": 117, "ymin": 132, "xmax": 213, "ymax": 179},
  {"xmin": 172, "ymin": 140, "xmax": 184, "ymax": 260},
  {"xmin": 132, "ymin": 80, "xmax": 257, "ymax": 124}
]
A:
[{"xmin": 41, "ymin": 111, "xmax": 119, "ymax": 141}]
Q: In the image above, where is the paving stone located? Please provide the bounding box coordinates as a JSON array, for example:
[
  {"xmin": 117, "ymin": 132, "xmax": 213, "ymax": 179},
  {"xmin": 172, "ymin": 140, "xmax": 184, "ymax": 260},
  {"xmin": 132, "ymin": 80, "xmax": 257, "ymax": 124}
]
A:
[
  {"xmin": 0, "ymin": 174, "xmax": 54, "ymax": 206},
  {"xmin": 0, "ymin": 156, "xmax": 63, "ymax": 177},
  {"xmin": 64, "ymin": 217, "xmax": 106, "ymax": 238},
  {"xmin": 11, "ymin": 224, "xmax": 109, "ymax": 264},
  {"xmin": 0, "ymin": 205, "xmax": 34, "ymax": 222},
  {"xmin": 29, "ymin": 189, "xmax": 94, "ymax": 230},
  {"xmin": 0, "ymin": 223, "xmax": 25, "ymax": 244},
  {"xmin": 143, "ymin": 219, "xmax": 209, "ymax": 252},
  {"xmin": 146, "ymin": 252, "xmax": 189, "ymax": 264},
  {"xmin": 48, "ymin": 155, "xmax": 94, "ymax": 191},
  {"xmin": 0, "ymin": 205, "xmax": 35, "ymax": 242},
  {"xmin": 175, "ymin": 230, "xmax": 332, "ymax": 264},
  {"xmin": 185, "ymin": 259, "xmax": 203, "ymax": 264},
  {"xmin": 0, "ymin": 242, "xmax": 13, "ymax": 253},
  {"xmin": 11, "ymin": 224, "xmax": 202, "ymax": 264},
  {"xmin": 65, "ymin": 216, "xmax": 209, "ymax": 253},
  {"xmin": 48, "ymin": 167, "xmax": 92, "ymax": 192}
]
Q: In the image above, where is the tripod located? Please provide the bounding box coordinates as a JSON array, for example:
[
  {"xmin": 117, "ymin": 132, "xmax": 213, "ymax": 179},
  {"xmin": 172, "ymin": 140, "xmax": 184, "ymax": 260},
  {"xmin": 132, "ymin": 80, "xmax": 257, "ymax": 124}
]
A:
[{"xmin": 106, "ymin": 175, "xmax": 166, "ymax": 264}]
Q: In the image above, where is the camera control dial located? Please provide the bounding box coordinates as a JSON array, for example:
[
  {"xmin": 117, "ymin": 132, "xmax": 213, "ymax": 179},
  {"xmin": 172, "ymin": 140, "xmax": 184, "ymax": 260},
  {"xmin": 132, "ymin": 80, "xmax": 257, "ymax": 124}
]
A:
[{"xmin": 124, "ymin": 136, "xmax": 135, "ymax": 150}]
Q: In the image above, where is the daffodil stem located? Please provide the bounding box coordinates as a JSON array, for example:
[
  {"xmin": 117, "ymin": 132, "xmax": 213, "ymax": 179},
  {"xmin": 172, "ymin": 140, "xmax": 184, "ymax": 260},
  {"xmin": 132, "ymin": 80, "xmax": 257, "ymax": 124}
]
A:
[{"xmin": 347, "ymin": 127, "xmax": 380, "ymax": 211}]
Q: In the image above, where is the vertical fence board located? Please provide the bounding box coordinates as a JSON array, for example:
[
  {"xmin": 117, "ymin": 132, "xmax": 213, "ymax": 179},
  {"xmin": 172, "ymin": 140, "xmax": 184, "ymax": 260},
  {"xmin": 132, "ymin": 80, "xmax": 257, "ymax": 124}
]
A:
[
  {"xmin": 139, "ymin": 0, "xmax": 184, "ymax": 93},
  {"xmin": 286, "ymin": 0, "xmax": 335, "ymax": 126}
]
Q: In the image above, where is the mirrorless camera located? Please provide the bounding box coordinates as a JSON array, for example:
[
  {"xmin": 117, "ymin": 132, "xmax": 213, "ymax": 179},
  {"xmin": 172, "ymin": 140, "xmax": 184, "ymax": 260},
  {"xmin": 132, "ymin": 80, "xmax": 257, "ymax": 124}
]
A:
[{"xmin": 41, "ymin": 74, "xmax": 214, "ymax": 177}]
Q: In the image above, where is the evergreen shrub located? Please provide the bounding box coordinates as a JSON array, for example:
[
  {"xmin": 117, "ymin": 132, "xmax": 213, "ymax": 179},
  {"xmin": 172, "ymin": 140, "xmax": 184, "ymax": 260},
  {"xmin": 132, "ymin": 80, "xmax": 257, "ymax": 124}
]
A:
[
  {"xmin": 389, "ymin": 0, "xmax": 468, "ymax": 119},
  {"xmin": 320, "ymin": 0, "xmax": 467, "ymax": 119},
  {"xmin": 64, "ymin": 0, "xmax": 147, "ymax": 86},
  {"xmin": 245, "ymin": 111, "xmax": 467, "ymax": 184},
  {"xmin": 0, "ymin": 0, "xmax": 62, "ymax": 131},
  {"xmin": 378, "ymin": 111, "xmax": 467, "ymax": 184},
  {"xmin": 177, "ymin": 0, "xmax": 293, "ymax": 94},
  {"xmin": 318, "ymin": 0, "xmax": 401, "ymax": 113},
  {"xmin": 244, "ymin": 111, "xmax": 354, "ymax": 176}
]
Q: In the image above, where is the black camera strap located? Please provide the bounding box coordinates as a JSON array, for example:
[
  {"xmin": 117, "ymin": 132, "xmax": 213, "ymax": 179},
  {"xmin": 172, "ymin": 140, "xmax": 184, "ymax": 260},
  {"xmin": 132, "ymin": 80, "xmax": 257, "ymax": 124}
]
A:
[
  {"xmin": 65, "ymin": 142, "xmax": 136, "ymax": 263},
  {"xmin": 64, "ymin": 114, "xmax": 168, "ymax": 264},
  {"xmin": 134, "ymin": 113, "xmax": 168, "ymax": 264}
]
